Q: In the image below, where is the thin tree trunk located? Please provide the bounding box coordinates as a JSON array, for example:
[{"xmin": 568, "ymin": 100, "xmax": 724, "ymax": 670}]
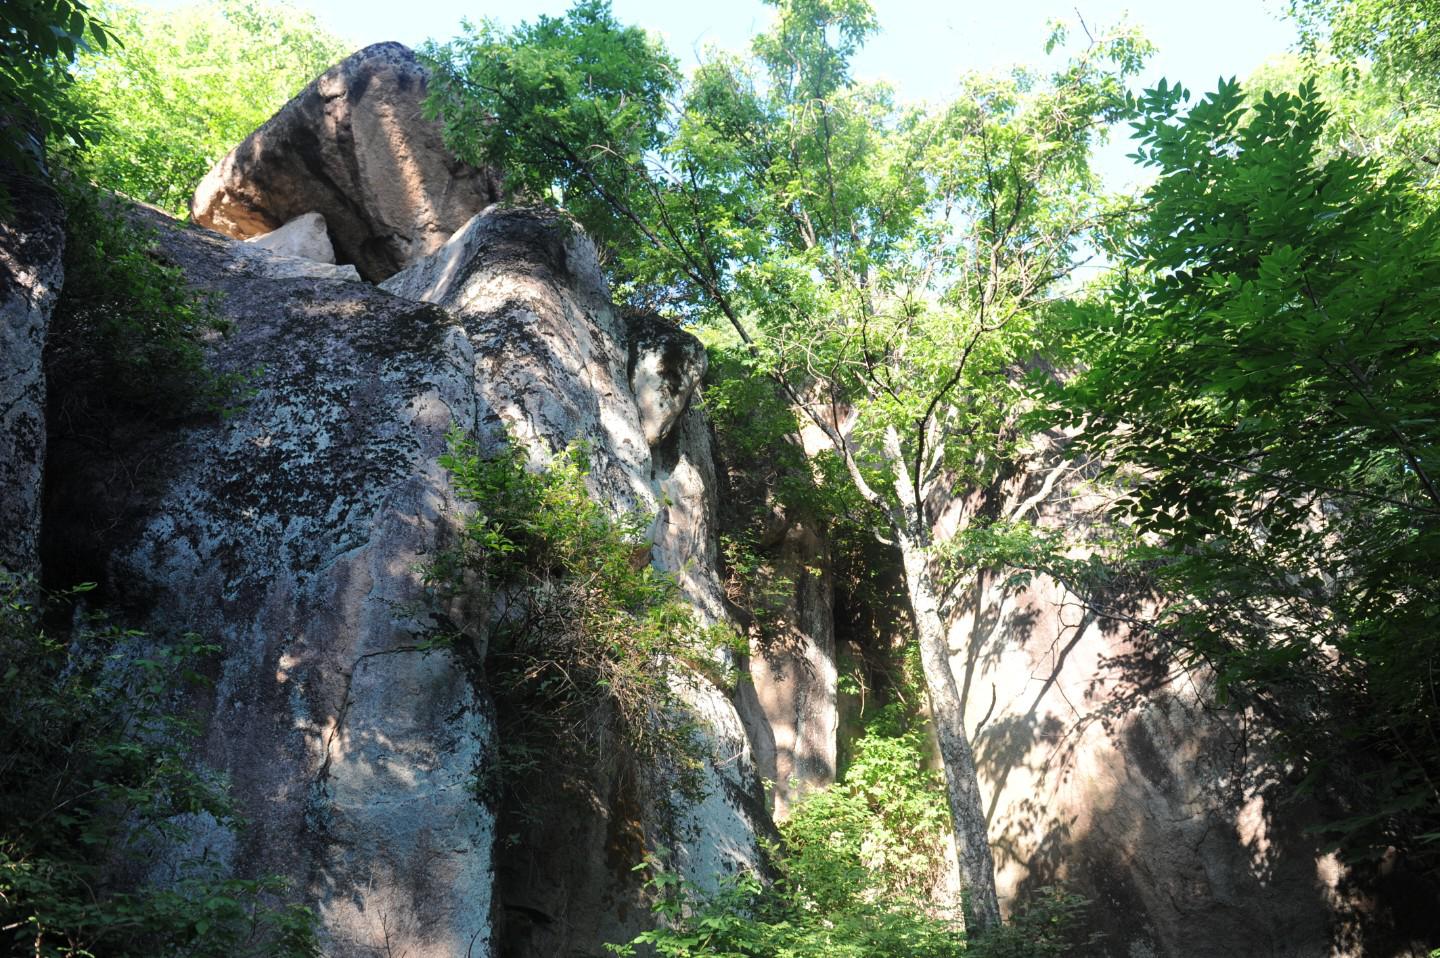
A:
[{"xmin": 898, "ymin": 532, "xmax": 1002, "ymax": 936}]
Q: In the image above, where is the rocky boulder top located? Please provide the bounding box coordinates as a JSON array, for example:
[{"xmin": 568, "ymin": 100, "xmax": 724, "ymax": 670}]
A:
[{"xmin": 190, "ymin": 42, "xmax": 500, "ymax": 282}]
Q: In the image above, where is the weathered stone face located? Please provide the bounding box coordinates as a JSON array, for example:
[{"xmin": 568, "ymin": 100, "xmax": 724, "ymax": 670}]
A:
[
  {"xmin": 624, "ymin": 310, "xmax": 708, "ymax": 449},
  {"xmin": 45, "ymin": 205, "xmax": 495, "ymax": 958},
  {"xmin": 740, "ymin": 518, "xmax": 838, "ymax": 822},
  {"xmin": 190, "ymin": 42, "xmax": 501, "ymax": 282},
  {"xmin": 244, "ymin": 210, "xmax": 338, "ymax": 264},
  {"xmin": 0, "ymin": 168, "xmax": 64, "ymax": 581},
  {"xmin": 383, "ymin": 207, "xmax": 767, "ymax": 954},
  {"xmin": 41, "ymin": 201, "xmax": 767, "ymax": 958},
  {"xmin": 933, "ymin": 435, "xmax": 1355, "ymax": 957}
]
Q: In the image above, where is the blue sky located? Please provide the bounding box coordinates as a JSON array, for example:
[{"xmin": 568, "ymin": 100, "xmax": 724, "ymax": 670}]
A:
[{"xmin": 289, "ymin": 0, "xmax": 1298, "ymax": 101}]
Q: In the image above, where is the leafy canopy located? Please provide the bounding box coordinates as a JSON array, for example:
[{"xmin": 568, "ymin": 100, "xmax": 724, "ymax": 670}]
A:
[
  {"xmin": 1044, "ymin": 76, "xmax": 1440, "ymax": 873},
  {"xmin": 0, "ymin": 0, "xmax": 114, "ymax": 212},
  {"xmin": 423, "ymin": 0, "xmax": 1150, "ymax": 525}
]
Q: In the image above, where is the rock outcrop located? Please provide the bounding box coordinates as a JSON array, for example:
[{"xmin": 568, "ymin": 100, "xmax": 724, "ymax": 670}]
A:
[
  {"xmin": 191, "ymin": 43, "xmax": 500, "ymax": 282},
  {"xmin": 936, "ymin": 437, "xmax": 1370, "ymax": 956},
  {"xmin": 45, "ymin": 205, "xmax": 493, "ymax": 958},
  {"xmin": 742, "ymin": 518, "xmax": 838, "ymax": 820},
  {"xmin": 43, "ymin": 197, "xmax": 765, "ymax": 957},
  {"xmin": 0, "ymin": 168, "xmax": 64, "ymax": 581},
  {"xmin": 382, "ymin": 207, "xmax": 766, "ymax": 955},
  {"xmin": 245, "ymin": 210, "xmax": 338, "ymax": 263}
]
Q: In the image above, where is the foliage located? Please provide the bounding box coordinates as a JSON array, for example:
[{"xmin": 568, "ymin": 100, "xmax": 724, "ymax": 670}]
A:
[
  {"xmin": 609, "ymin": 717, "xmax": 965, "ymax": 958},
  {"xmin": 424, "ymin": 0, "xmax": 1151, "ymax": 931},
  {"xmin": 433, "ymin": 428, "xmax": 739, "ymax": 797},
  {"xmin": 1043, "ymin": 77, "xmax": 1440, "ymax": 873},
  {"xmin": 1290, "ymin": 0, "xmax": 1440, "ymax": 130},
  {"xmin": 420, "ymin": 0, "xmax": 679, "ymax": 262},
  {"xmin": 609, "ymin": 715, "xmax": 1091, "ymax": 957},
  {"xmin": 68, "ymin": 0, "xmax": 349, "ymax": 214},
  {"xmin": 781, "ymin": 707, "xmax": 952, "ymax": 907},
  {"xmin": 0, "ymin": 575, "xmax": 319, "ymax": 957},
  {"xmin": 46, "ymin": 178, "xmax": 237, "ymax": 416},
  {"xmin": 1245, "ymin": 54, "xmax": 1440, "ymax": 192},
  {"xmin": 0, "ymin": 0, "xmax": 114, "ymax": 213},
  {"xmin": 609, "ymin": 864, "xmax": 967, "ymax": 958}
]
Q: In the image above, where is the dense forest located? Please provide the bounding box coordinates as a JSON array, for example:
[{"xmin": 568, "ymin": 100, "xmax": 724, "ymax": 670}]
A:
[{"xmin": 2, "ymin": 0, "xmax": 1438, "ymax": 955}]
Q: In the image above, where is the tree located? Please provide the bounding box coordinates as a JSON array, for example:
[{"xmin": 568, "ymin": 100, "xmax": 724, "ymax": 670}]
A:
[
  {"xmin": 1284, "ymin": 0, "xmax": 1440, "ymax": 190},
  {"xmin": 66, "ymin": 0, "xmax": 348, "ymax": 214},
  {"xmin": 422, "ymin": 0, "xmax": 1149, "ymax": 932},
  {"xmin": 1045, "ymin": 77, "xmax": 1440, "ymax": 875},
  {"xmin": 0, "ymin": 0, "xmax": 114, "ymax": 211}
]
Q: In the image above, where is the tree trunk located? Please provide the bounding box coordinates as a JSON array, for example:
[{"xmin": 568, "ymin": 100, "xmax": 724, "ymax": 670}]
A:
[{"xmin": 898, "ymin": 532, "xmax": 1002, "ymax": 936}]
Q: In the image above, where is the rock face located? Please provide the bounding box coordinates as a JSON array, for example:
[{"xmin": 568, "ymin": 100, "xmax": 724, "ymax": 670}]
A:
[
  {"xmin": 934, "ymin": 436, "xmax": 1358, "ymax": 957},
  {"xmin": 382, "ymin": 207, "xmax": 767, "ymax": 955},
  {"xmin": 742, "ymin": 519, "xmax": 838, "ymax": 820},
  {"xmin": 245, "ymin": 210, "xmax": 337, "ymax": 263},
  {"xmin": 191, "ymin": 43, "xmax": 500, "ymax": 282},
  {"xmin": 0, "ymin": 168, "xmax": 64, "ymax": 580},
  {"xmin": 44, "ymin": 201, "xmax": 765, "ymax": 958},
  {"xmin": 626, "ymin": 310, "xmax": 709, "ymax": 448},
  {"xmin": 45, "ymin": 205, "xmax": 495, "ymax": 958}
]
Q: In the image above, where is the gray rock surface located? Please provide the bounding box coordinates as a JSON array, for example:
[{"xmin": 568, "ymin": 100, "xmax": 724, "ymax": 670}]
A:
[
  {"xmin": 45, "ymin": 202, "xmax": 765, "ymax": 958},
  {"xmin": 191, "ymin": 42, "xmax": 500, "ymax": 282},
  {"xmin": 46, "ymin": 205, "xmax": 493, "ymax": 958},
  {"xmin": 383, "ymin": 206, "xmax": 767, "ymax": 954},
  {"xmin": 744, "ymin": 519, "xmax": 838, "ymax": 820},
  {"xmin": 0, "ymin": 168, "xmax": 64, "ymax": 580},
  {"xmin": 625, "ymin": 310, "xmax": 708, "ymax": 448},
  {"xmin": 244, "ymin": 210, "xmax": 337, "ymax": 263}
]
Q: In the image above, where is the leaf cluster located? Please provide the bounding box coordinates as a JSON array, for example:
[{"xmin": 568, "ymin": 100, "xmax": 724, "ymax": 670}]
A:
[
  {"xmin": 1044, "ymin": 77, "xmax": 1440, "ymax": 873},
  {"xmin": 608, "ymin": 715, "xmax": 1091, "ymax": 957},
  {"xmin": 46, "ymin": 179, "xmax": 239, "ymax": 419},
  {"xmin": 66, "ymin": 0, "xmax": 348, "ymax": 214},
  {"xmin": 0, "ymin": 0, "xmax": 114, "ymax": 213}
]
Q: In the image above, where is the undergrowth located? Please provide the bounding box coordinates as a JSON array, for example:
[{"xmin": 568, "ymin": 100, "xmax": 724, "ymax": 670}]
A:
[{"xmin": 46, "ymin": 177, "xmax": 240, "ymax": 420}]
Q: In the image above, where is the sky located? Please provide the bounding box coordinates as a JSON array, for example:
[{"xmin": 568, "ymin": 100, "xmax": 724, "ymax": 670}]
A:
[
  {"xmin": 279, "ymin": 0, "xmax": 1299, "ymax": 101},
  {"xmin": 161, "ymin": 0, "xmax": 1302, "ymax": 189}
]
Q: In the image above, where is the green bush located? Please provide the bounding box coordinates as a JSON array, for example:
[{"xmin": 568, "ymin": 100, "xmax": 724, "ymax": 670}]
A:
[
  {"xmin": 609, "ymin": 713, "xmax": 1096, "ymax": 957},
  {"xmin": 0, "ymin": 0, "xmax": 114, "ymax": 215},
  {"xmin": 0, "ymin": 575, "xmax": 319, "ymax": 958},
  {"xmin": 433, "ymin": 428, "xmax": 740, "ymax": 796},
  {"xmin": 781, "ymin": 708, "xmax": 952, "ymax": 909},
  {"xmin": 69, "ymin": 0, "xmax": 348, "ymax": 215}
]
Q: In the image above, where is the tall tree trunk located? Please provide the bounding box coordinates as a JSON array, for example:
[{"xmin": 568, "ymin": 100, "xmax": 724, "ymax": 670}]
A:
[{"xmin": 898, "ymin": 532, "xmax": 1002, "ymax": 936}]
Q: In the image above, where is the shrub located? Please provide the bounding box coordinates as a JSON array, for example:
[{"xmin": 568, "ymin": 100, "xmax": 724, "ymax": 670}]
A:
[
  {"xmin": 432, "ymin": 428, "xmax": 740, "ymax": 797},
  {"xmin": 46, "ymin": 179, "xmax": 238, "ymax": 418}
]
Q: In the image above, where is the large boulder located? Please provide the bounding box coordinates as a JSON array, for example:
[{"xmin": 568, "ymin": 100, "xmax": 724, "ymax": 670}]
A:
[
  {"xmin": 45, "ymin": 206, "xmax": 494, "ymax": 958},
  {"xmin": 191, "ymin": 42, "xmax": 500, "ymax": 282},
  {"xmin": 45, "ymin": 203, "xmax": 766, "ymax": 957},
  {"xmin": 244, "ymin": 210, "xmax": 338, "ymax": 263},
  {"xmin": 0, "ymin": 167, "xmax": 64, "ymax": 580},
  {"xmin": 935, "ymin": 436, "xmax": 1427, "ymax": 956},
  {"xmin": 382, "ymin": 208, "xmax": 767, "ymax": 955}
]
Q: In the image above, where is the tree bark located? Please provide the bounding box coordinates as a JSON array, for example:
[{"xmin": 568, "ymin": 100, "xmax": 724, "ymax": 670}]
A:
[{"xmin": 898, "ymin": 531, "xmax": 1002, "ymax": 936}]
